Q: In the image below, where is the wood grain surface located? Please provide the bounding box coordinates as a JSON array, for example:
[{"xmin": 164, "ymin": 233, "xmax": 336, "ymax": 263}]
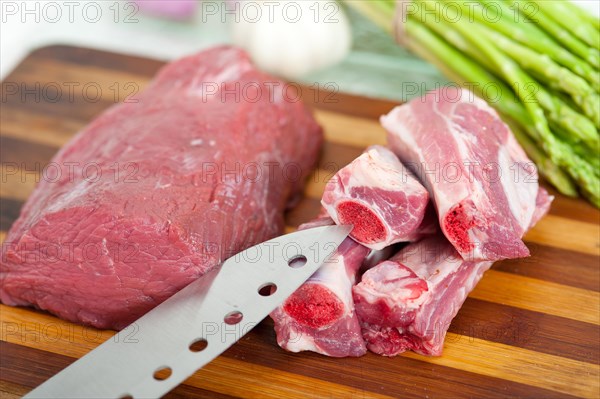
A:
[{"xmin": 0, "ymin": 46, "xmax": 599, "ymax": 399}]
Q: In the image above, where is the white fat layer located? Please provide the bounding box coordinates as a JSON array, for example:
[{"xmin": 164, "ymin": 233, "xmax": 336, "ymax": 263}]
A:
[
  {"xmin": 383, "ymin": 90, "xmax": 538, "ymax": 260},
  {"xmin": 356, "ymin": 262, "xmax": 428, "ymax": 309},
  {"xmin": 458, "ymin": 88, "xmax": 493, "ymax": 111},
  {"xmin": 322, "ymin": 144, "xmax": 428, "ymax": 250},
  {"xmin": 186, "ymin": 59, "xmax": 249, "ymax": 98},
  {"xmin": 399, "ymin": 238, "xmax": 493, "ymax": 292},
  {"xmin": 46, "ymin": 180, "xmax": 90, "ymax": 212},
  {"xmin": 497, "ymin": 147, "xmax": 537, "ymax": 231},
  {"xmin": 279, "ymin": 316, "xmax": 318, "ymax": 353},
  {"xmin": 346, "ymin": 146, "xmax": 424, "ymax": 194},
  {"xmin": 307, "ymin": 257, "xmax": 353, "ymax": 311},
  {"xmin": 381, "ymin": 111, "xmax": 421, "ymax": 180},
  {"xmin": 321, "ymin": 201, "xmax": 341, "ymax": 225},
  {"xmin": 432, "ymin": 99, "xmax": 474, "ymax": 215},
  {"xmin": 402, "ymin": 248, "xmax": 458, "ymax": 286},
  {"xmin": 382, "ymin": 107, "xmax": 471, "ymax": 215},
  {"xmin": 209, "ymin": 64, "xmax": 243, "ymax": 84}
]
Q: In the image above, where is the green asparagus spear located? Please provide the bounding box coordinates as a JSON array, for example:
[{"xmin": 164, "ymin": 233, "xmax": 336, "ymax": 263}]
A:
[
  {"xmin": 401, "ymin": 15, "xmax": 579, "ymax": 196},
  {"xmin": 344, "ymin": 0, "xmax": 595, "ymax": 204},
  {"xmin": 504, "ymin": 118, "xmax": 580, "ymax": 192},
  {"xmin": 549, "ymin": 120, "xmax": 600, "ymax": 173},
  {"xmin": 508, "ymin": 0, "xmax": 600, "ymax": 70},
  {"xmin": 528, "ymin": 0, "xmax": 600, "ymax": 50},
  {"xmin": 344, "ymin": 0, "xmax": 394, "ymax": 34},
  {"xmin": 416, "ymin": 0, "xmax": 599, "ymax": 204},
  {"xmin": 450, "ymin": 2, "xmax": 600, "ymax": 124},
  {"xmin": 572, "ymin": 2, "xmax": 600, "ymax": 31},
  {"xmin": 534, "ymin": 89, "xmax": 599, "ymax": 151},
  {"xmin": 416, "ymin": 0, "xmax": 599, "ymax": 150},
  {"xmin": 558, "ymin": 0, "xmax": 600, "ymax": 31},
  {"xmin": 480, "ymin": 29, "xmax": 600, "ymax": 128},
  {"xmin": 475, "ymin": 0, "xmax": 600, "ymax": 84}
]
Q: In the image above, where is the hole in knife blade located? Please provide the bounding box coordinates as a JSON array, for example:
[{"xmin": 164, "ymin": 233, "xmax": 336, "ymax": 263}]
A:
[
  {"xmin": 153, "ymin": 366, "xmax": 172, "ymax": 381},
  {"xmin": 224, "ymin": 310, "xmax": 243, "ymax": 325},
  {"xmin": 288, "ymin": 255, "xmax": 307, "ymax": 269},
  {"xmin": 189, "ymin": 338, "xmax": 208, "ymax": 352},
  {"xmin": 118, "ymin": 395, "xmax": 133, "ymax": 399},
  {"xmin": 258, "ymin": 283, "xmax": 277, "ymax": 296}
]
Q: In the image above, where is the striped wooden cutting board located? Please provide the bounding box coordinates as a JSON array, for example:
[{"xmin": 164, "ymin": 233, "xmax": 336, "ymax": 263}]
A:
[{"xmin": 0, "ymin": 46, "xmax": 598, "ymax": 399}]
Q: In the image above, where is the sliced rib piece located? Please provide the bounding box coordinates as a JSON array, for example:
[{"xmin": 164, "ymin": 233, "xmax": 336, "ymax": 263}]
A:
[
  {"xmin": 382, "ymin": 88, "xmax": 540, "ymax": 261},
  {"xmin": 353, "ymin": 189, "xmax": 553, "ymax": 356},
  {"xmin": 0, "ymin": 46, "xmax": 323, "ymax": 330},
  {"xmin": 321, "ymin": 145, "xmax": 430, "ymax": 250},
  {"xmin": 271, "ymin": 217, "xmax": 369, "ymax": 357},
  {"xmin": 354, "ymin": 235, "xmax": 491, "ymax": 356}
]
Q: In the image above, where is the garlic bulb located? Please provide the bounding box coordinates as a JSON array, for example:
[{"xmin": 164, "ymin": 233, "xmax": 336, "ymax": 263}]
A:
[{"xmin": 231, "ymin": 0, "xmax": 352, "ymax": 79}]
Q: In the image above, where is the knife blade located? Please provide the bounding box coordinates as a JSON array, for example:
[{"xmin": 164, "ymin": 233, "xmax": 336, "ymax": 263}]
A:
[{"xmin": 24, "ymin": 224, "xmax": 351, "ymax": 399}]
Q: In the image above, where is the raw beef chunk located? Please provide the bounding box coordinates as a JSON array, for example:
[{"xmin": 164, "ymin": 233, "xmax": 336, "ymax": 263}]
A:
[{"xmin": 1, "ymin": 46, "xmax": 323, "ymax": 330}]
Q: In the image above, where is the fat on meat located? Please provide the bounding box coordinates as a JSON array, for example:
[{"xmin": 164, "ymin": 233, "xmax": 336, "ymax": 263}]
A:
[
  {"xmin": 353, "ymin": 189, "xmax": 553, "ymax": 356},
  {"xmin": 382, "ymin": 88, "xmax": 541, "ymax": 261},
  {"xmin": 321, "ymin": 145, "xmax": 431, "ymax": 250}
]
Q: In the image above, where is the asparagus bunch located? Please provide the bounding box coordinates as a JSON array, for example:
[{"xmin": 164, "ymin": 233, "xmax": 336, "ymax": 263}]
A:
[{"xmin": 346, "ymin": 0, "xmax": 600, "ymax": 207}]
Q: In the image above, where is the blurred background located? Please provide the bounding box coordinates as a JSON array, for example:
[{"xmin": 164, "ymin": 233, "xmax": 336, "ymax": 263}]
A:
[{"xmin": 0, "ymin": 1, "xmax": 598, "ymax": 100}]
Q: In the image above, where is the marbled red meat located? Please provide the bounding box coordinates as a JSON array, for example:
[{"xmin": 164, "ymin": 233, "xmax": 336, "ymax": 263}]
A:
[
  {"xmin": 321, "ymin": 145, "xmax": 431, "ymax": 250},
  {"xmin": 0, "ymin": 46, "xmax": 323, "ymax": 330},
  {"xmin": 353, "ymin": 188, "xmax": 552, "ymax": 356},
  {"xmin": 382, "ymin": 88, "xmax": 542, "ymax": 261}
]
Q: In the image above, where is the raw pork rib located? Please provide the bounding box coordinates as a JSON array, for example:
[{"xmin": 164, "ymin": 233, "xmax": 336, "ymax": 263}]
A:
[
  {"xmin": 353, "ymin": 189, "xmax": 552, "ymax": 356},
  {"xmin": 382, "ymin": 88, "xmax": 540, "ymax": 261},
  {"xmin": 0, "ymin": 46, "xmax": 323, "ymax": 330},
  {"xmin": 271, "ymin": 217, "xmax": 369, "ymax": 357},
  {"xmin": 353, "ymin": 235, "xmax": 491, "ymax": 356},
  {"xmin": 321, "ymin": 145, "xmax": 430, "ymax": 250}
]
